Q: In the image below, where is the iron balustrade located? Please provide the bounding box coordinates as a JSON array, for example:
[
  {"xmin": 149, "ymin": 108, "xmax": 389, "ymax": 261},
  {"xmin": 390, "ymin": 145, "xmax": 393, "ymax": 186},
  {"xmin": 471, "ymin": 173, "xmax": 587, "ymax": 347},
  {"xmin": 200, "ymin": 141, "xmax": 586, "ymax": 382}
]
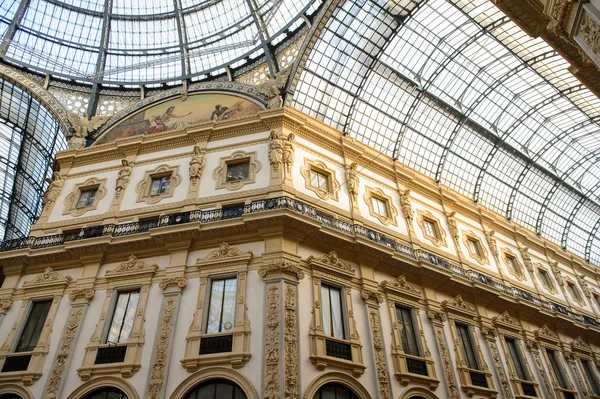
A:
[
  {"xmin": 469, "ymin": 371, "xmax": 489, "ymax": 388},
  {"xmin": 406, "ymin": 357, "xmax": 428, "ymax": 376},
  {"xmin": 95, "ymin": 345, "xmax": 127, "ymax": 364},
  {"xmin": 521, "ymin": 382, "xmax": 537, "ymax": 397},
  {"xmin": 325, "ymin": 339, "xmax": 352, "ymax": 361},
  {"xmin": 199, "ymin": 335, "xmax": 233, "ymax": 355},
  {"xmin": 563, "ymin": 392, "xmax": 576, "ymax": 399},
  {"xmin": 1, "ymin": 354, "xmax": 31, "ymax": 372},
  {"xmin": 1, "ymin": 196, "xmax": 598, "ymax": 329}
]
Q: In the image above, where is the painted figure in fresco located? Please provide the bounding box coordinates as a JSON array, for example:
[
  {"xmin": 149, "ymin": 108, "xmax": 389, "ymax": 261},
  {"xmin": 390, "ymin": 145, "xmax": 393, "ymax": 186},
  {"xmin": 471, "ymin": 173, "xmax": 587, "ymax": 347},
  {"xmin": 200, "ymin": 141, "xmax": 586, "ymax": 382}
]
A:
[
  {"xmin": 210, "ymin": 104, "xmax": 228, "ymax": 120},
  {"xmin": 159, "ymin": 106, "xmax": 192, "ymax": 131}
]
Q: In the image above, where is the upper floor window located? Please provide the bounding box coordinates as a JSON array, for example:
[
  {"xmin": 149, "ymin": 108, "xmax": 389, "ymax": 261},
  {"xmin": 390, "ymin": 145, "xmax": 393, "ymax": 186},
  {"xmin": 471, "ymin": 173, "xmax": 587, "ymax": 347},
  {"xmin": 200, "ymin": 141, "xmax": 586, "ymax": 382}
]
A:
[
  {"xmin": 581, "ymin": 359, "xmax": 600, "ymax": 396},
  {"xmin": 373, "ymin": 197, "xmax": 389, "ymax": 218},
  {"xmin": 149, "ymin": 175, "xmax": 171, "ymax": 195},
  {"xmin": 456, "ymin": 323, "xmax": 479, "ymax": 370},
  {"xmin": 106, "ymin": 290, "xmax": 140, "ymax": 344},
  {"xmin": 395, "ymin": 305, "xmax": 420, "ymax": 357},
  {"xmin": 467, "ymin": 238, "xmax": 482, "ymax": 258},
  {"xmin": 226, "ymin": 161, "xmax": 250, "ymax": 182},
  {"xmin": 310, "ymin": 169, "xmax": 329, "ymax": 192},
  {"xmin": 206, "ymin": 277, "xmax": 237, "ymax": 334},
  {"xmin": 83, "ymin": 388, "xmax": 129, "ymax": 399},
  {"xmin": 312, "ymin": 383, "xmax": 359, "ymax": 399},
  {"xmin": 505, "ymin": 337, "xmax": 529, "ymax": 381},
  {"xmin": 506, "ymin": 256, "xmax": 519, "ymax": 275},
  {"xmin": 76, "ymin": 188, "xmax": 98, "ymax": 208},
  {"xmin": 538, "ymin": 268, "xmax": 553, "ymax": 290},
  {"xmin": 567, "ymin": 282, "xmax": 582, "ymax": 303},
  {"xmin": 184, "ymin": 379, "xmax": 247, "ymax": 399},
  {"xmin": 546, "ymin": 348, "xmax": 569, "ymax": 389},
  {"xmin": 423, "ymin": 219, "xmax": 438, "ymax": 239},
  {"xmin": 321, "ymin": 283, "xmax": 346, "ymax": 340},
  {"xmin": 15, "ymin": 300, "xmax": 52, "ymax": 352},
  {"xmin": 593, "ymin": 294, "xmax": 600, "ymax": 310}
]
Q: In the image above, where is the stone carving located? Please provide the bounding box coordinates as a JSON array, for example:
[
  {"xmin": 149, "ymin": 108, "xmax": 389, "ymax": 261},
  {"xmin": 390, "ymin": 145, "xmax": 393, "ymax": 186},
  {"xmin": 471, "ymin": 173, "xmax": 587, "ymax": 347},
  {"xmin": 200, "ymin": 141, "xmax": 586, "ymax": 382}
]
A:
[
  {"xmin": 264, "ymin": 285, "xmax": 280, "ymax": 399},
  {"xmin": 520, "ymin": 247, "xmax": 534, "ymax": 273},
  {"xmin": 268, "ymin": 131, "xmax": 283, "ymax": 172},
  {"xmin": 535, "ymin": 324, "xmax": 558, "ymax": 341},
  {"xmin": 43, "ymin": 306, "xmax": 84, "ymax": 399},
  {"xmin": 571, "ymin": 336, "xmax": 591, "ymax": 351},
  {"xmin": 492, "ymin": 311, "xmax": 520, "ymax": 329},
  {"xmin": 346, "ymin": 162, "xmax": 360, "ymax": 206},
  {"xmin": 446, "ymin": 211, "xmax": 459, "ymax": 240},
  {"xmin": 442, "ymin": 295, "xmax": 474, "ymax": 314},
  {"xmin": 42, "ymin": 172, "xmax": 65, "ymax": 210},
  {"xmin": 147, "ymin": 295, "xmax": 177, "ymax": 399},
  {"xmin": 380, "ymin": 275, "xmax": 421, "ymax": 296},
  {"xmin": 282, "ymin": 133, "xmax": 295, "ymax": 177},
  {"xmin": 369, "ymin": 309, "xmax": 391, "ymax": 399},
  {"xmin": 578, "ymin": 12, "xmax": 600, "ymax": 58},
  {"xmin": 488, "ymin": 338, "xmax": 512, "ymax": 399},
  {"xmin": 577, "ymin": 274, "xmax": 592, "ymax": 298},
  {"xmin": 434, "ymin": 326, "xmax": 460, "ymax": 399},
  {"xmin": 158, "ymin": 277, "xmax": 187, "ymax": 291},
  {"xmin": 115, "ymin": 160, "xmax": 133, "ymax": 199},
  {"xmin": 188, "ymin": 146, "xmax": 206, "ymax": 185},
  {"xmin": 106, "ymin": 255, "xmax": 158, "ymax": 275},
  {"xmin": 308, "ymin": 251, "xmax": 354, "ymax": 272},
  {"xmin": 68, "ymin": 289, "xmax": 95, "ymax": 302},
  {"xmin": 284, "ymin": 284, "xmax": 299, "ymax": 399},
  {"xmin": 258, "ymin": 261, "xmax": 305, "ymax": 280},
  {"xmin": 360, "ymin": 289, "xmax": 383, "ymax": 304},
  {"xmin": 400, "ymin": 189, "xmax": 414, "ymax": 224},
  {"xmin": 24, "ymin": 267, "xmax": 72, "ymax": 287},
  {"xmin": 550, "ymin": 261, "xmax": 564, "ymax": 286},
  {"xmin": 203, "ymin": 243, "xmax": 252, "ymax": 260},
  {"xmin": 0, "ymin": 297, "xmax": 13, "ymax": 312},
  {"xmin": 256, "ymin": 66, "xmax": 291, "ymax": 108},
  {"xmin": 485, "ymin": 230, "xmax": 499, "ymax": 258},
  {"xmin": 66, "ymin": 111, "xmax": 109, "ymax": 150},
  {"xmin": 531, "ymin": 348, "xmax": 556, "ymax": 399}
]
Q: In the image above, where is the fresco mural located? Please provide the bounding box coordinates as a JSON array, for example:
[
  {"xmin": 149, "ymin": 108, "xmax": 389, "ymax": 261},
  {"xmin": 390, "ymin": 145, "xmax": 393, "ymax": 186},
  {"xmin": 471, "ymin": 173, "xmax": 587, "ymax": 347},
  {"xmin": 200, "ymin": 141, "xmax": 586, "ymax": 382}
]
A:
[{"xmin": 94, "ymin": 93, "xmax": 262, "ymax": 145}]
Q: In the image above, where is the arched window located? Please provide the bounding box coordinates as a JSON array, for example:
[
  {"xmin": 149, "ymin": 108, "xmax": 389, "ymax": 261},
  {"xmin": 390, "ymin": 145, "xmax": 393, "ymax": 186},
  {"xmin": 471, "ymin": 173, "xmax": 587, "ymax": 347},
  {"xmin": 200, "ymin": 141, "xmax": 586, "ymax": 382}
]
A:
[
  {"xmin": 82, "ymin": 388, "xmax": 128, "ymax": 399},
  {"xmin": 312, "ymin": 383, "xmax": 359, "ymax": 399},
  {"xmin": 184, "ymin": 379, "xmax": 247, "ymax": 399},
  {"xmin": 0, "ymin": 394, "xmax": 24, "ymax": 399}
]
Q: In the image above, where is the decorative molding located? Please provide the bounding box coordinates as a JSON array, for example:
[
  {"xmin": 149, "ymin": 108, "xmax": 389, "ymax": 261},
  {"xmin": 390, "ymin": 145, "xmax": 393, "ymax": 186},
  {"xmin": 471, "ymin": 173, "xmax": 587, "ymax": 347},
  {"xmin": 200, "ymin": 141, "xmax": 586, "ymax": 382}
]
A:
[
  {"xmin": 65, "ymin": 376, "xmax": 140, "ymax": 399},
  {"xmin": 264, "ymin": 284, "xmax": 280, "ymax": 399},
  {"xmin": 487, "ymin": 337, "xmax": 512, "ymax": 399},
  {"xmin": 300, "ymin": 158, "xmax": 341, "ymax": 201},
  {"xmin": 135, "ymin": 164, "xmax": 182, "ymax": 204},
  {"xmin": 501, "ymin": 247, "xmax": 525, "ymax": 281},
  {"xmin": 535, "ymin": 324, "xmax": 559, "ymax": 344},
  {"xmin": 158, "ymin": 277, "xmax": 187, "ymax": 292},
  {"xmin": 462, "ymin": 230, "xmax": 489, "ymax": 266},
  {"xmin": 147, "ymin": 295, "xmax": 178, "ymax": 399},
  {"xmin": 433, "ymin": 325, "xmax": 460, "ymax": 399},
  {"xmin": 188, "ymin": 146, "xmax": 206, "ymax": 186},
  {"xmin": 68, "ymin": 289, "xmax": 95, "ymax": 303},
  {"xmin": 360, "ymin": 289, "xmax": 383, "ymax": 304},
  {"xmin": 258, "ymin": 260, "xmax": 305, "ymax": 281},
  {"xmin": 169, "ymin": 366, "xmax": 259, "ymax": 399},
  {"xmin": 364, "ymin": 186, "xmax": 398, "ymax": 226},
  {"xmin": 368, "ymin": 309, "xmax": 391, "ymax": 399},
  {"xmin": 416, "ymin": 209, "xmax": 447, "ymax": 248},
  {"xmin": 536, "ymin": 264, "xmax": 557, "ymax": 293},
  {"xmin": 491, "ymin": 311, "xmax": 521, "ymax": 333},
  {"xmin": 63, "ymin": 177, "xmax": 108, "ymax": 217},
  {"xmin": 105, "ymin": 255, "xmax": 159, "ymax": 280},
  {"xmin": 307, "ymin": 251, "xmax": 356, "ymax": 282},
  {"xmin": 284, "ymin": 283, "xmax": 299, "ymax": 399},
  {"xmin": 442, "ymin": 295, "xmax": 476, "ymax": 318},
  {"xmin": 302, "ymin": 372, "xmax": 373, "ymax": 399},
  {"xmin": 212, "ymin": 150, "xmax": 262, "ymax": 191},
  {"xmin": 379, "ymin": 275, "xmax": 422, "ymax": 301},
  {"xmin": 202, "ymin": 242, "xmax": 253, "ymax": 261},
  {"xmin": 531, "ymin": 349, "xmax": 556, "ymax": 399},
  {"xmin": 23, "ymin": 267, "xmax": 73, "ymax": 290}
]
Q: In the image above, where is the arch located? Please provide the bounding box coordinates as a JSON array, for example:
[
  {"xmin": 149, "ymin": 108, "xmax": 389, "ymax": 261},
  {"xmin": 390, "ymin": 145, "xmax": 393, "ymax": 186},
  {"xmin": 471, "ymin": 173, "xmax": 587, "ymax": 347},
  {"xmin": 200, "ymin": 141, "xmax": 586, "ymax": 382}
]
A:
[
  {"xmin": 169, "ymin": 366, "xmax": 258, "ymax": 399},
  {"xmin": 82, "ymin": 387, "xmax": 128, "ymax": 399},
  {"xmin": 66, "ymin": 376, "xmax": 140, "ymax": 399},
  {"xmin": 399, "ymin": 387, "xmax": 440, "ymax": 399},
  {"xmin": 0, "ymin": 383, "xmax": 33, "ymax": 399},
  {"xmin": 303, "ymin": 372, "xmax": 372, "ymax": 399}
]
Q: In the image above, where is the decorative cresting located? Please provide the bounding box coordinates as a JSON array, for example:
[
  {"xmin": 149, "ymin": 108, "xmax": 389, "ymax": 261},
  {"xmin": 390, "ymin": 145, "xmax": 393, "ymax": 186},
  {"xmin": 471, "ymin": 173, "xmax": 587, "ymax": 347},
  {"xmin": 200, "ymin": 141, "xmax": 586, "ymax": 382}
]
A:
[
  {"xmin": 63, "ymin": 177, "xmax": 108, "ymax": 217},
  {"xmin": 534, "ymin": 324, "xmax": 577, "ymax": 399},
  {"xmin": 212, "ymin": 150, "xmax": 262, "ymax": 191},
  {"xmin": 300, "ymin": 158, "xmax": 341, "ymax": 201},
  {"xmin": 416, "ymin": 210, "xmax": 447, "ymax": 248},
  {"xmin": 78, "ymin": 255, "xmax": 158, "ymax": 380},
  {"xmin": 492, "ymin": 312, "xmax": 539, "ymax": 398},
  {"xmin": 136, "ymin": 164, "xmax": 182, "ymax": 204},
  {"xmin": 462, "ymin": 230, "xmax": 490, "ymax": 266},
  {"xmin": 442, "ymin": 295, "xmax": 497, "ymax": 398},
  {"xmin": 364, "ymin": 186, "xmax": 398, "ymax": 226},
  {"xmin": 307, "ymin": 251, "xmax": 365, "ymax": 376},
  {"xmin": 182, "ymin": 243, "xmax": 252, "ymax": 371},
  {"xmin": 500, "ymin": 247, "xmax": 525, "ymax": 281},
  {"xmin": 379, "ymin": 275, "xmax": 439, "ymax": 389},
  {"xmin": 0, "ymin": 268, "xmax": 72, "ymax": 386}
]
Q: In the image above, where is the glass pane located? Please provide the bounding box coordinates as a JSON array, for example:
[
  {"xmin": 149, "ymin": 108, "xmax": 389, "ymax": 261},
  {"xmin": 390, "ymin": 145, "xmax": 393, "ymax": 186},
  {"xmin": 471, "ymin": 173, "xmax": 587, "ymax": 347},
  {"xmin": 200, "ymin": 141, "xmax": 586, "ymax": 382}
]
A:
[
  {"xmin": 221, "ymin": 278, "xmax": 237, "ymax": 332},
  {"xmin": 321, "ymin": 285, "xmax": 332, "ymax": 337},
  {"xmin": 396, "ymin": 306, "xmax": 420, "ymax": 356},
  {"xmin": 86, "ymin": 189, "xmax": 97, "ymax": 205},
  {"xmin": 540, "ymin": 270, "xmax": 550, "ymax": 287},
  {"xmin": 546, "ymin": 349, "xmax": 568, "ymax": 389},
  {"xmin": 15, "ymin": 300, "xmax": 52, "ymax": 352},
  {"xmin": 424, "ymin": 220, "xmax": 437, "ymax": 238},
  {"xmin": 374, "ymin": 198, "xmax": 388, "ymax": 217},
  {"xmin": 159, "ymin": 176, "xmax": 171, "ymax": 193},
  {"xmin": 506, "ymin": 337, "xmax": 528, "ymax": 380},
  {"xmin": 76, "ymin": 190, "xmax": 90, "ymax": 208},
  {"xmin": 149, "ymin": 178, "xmax": 161, "ymax": 195},
  {"xmin": 582, "ymin": 360, "xmax": 600, "ymax": 395},
  {"xmin": 468, "ymin": 239, "xmax": 481, "ymax": 256},
  {"xmin": 207, "ymin": 279, "xmax": 225, "ymax": 333},
  {"xmin": 457, "ymin": 324, "xmax": 479, "ymax": 370},
  {"xmin": 226, "ymin": 162, "xmax": 249, "ymax": 181},
  {"xmin": 329, "ymin": 286, "xmax": 344, "ymax": 339},
  {"xmin": 106, "ymin": 291, "xmax": 139, "ymax": 344},
  {"xmin": 119, "ymin": 291, "xmax": 139, "ymax": 342}
]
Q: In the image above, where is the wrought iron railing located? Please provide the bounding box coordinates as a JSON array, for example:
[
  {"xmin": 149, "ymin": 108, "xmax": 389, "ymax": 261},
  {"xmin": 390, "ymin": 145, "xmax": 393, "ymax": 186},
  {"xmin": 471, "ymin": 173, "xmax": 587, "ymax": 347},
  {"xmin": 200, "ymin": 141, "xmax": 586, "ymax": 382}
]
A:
[
  {"xmin": 199, "ymin": 334, "xmax": 233, "ymax": 355},
  {"xmin": 1, "ymin": 196, "xmax": 598, "ymax": 329},
  {"xmin": 406, "ymin": 357, "xmax": 428, "ymax": 376},
  {"xmin": 95, "ymin": 345, "xmax": 127, "ymax": 364},
  {"xmin": 325, "ymin": 339, "xmax": 352, "ymax": 361},
  {"xmin": 1, "ymin": 354, "xmax": 31, "ymax": 372},
  {"xmin": 521, "ymin": 382, "xmax": 537, "ymax": 397},
  {"xmin": 469, "ymin": 370, "xmax": 488, "ymax": 388}
]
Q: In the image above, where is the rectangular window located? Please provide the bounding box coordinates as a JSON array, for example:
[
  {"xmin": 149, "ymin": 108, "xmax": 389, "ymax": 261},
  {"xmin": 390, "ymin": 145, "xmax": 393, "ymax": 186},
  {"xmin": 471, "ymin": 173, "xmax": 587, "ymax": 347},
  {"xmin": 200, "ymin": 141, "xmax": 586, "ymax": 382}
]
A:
[
  {"xmin": 567, "ymin": 283, "xmax": 581, "ymax": 301},
  {"xmin": 226, "ymin": 162, "xmax": 249, "ymax": 182},
  {"xmin": 539, "ymin": 269, "xmax": 552, "ymax": 288},
  {"xmin": 582, "ymin": 359, "xmax": 600, "ymax": 395},
  {"xmin": 206, "ymin": 277, "xmax": 237, "ymax": 334},
  {"xmin": 310, "ymin": 169, "xmax": 329, "ymax": 191},
  {"xmin": 546, "ymin": 348, "xmax": 568, "ymax": 389},
  {"xmin": 423, "ymin": 219, "xmax": 438, "ymax": 239},
  {"xmin": 76, "ymin": 188, "xmax": 97, "ymax": 208},
  {"xmin": 373, "ymin": 197, "xmax": 389, "ymax": 218},
  {"xmin": 106, "ymin": 290, "xmax": 140, "ymax": 344},
  {"xmin": 505, "ymin": 337, "xmax": 529, "ymax": 381},
  {"xmin": 468, "ymin": 239, "xmax": 482, "ymax": 257},
  {"xmin": 395, "ymin": 306, "xmax": 420, "ymax": 356},
  {"xmin": 149, "ymin": 175, "xmax": 171, "ymax": 195},
  {"xmin": 456, "ymin": 323, "xmax": 479, "ymax": 370},
  {"xmin": 506, "ymin": 256, "xmax": 519, "ymax": 274},
  {"xmin": 15, "ymin": 300, "xmax": 52, "ymax": 352},
  {"xmin": 593, "ymin": 294, "xmax": 600, "ymax": 309},
  {"xmin": 321, "ymin": 284, "xmax": 346, "ymax": 339}
]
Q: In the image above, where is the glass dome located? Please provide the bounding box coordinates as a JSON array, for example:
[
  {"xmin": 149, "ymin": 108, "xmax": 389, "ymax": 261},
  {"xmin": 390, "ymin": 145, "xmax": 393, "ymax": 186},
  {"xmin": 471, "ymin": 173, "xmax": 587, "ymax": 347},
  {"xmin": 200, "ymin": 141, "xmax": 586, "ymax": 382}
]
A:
[{"xmin": 0, "ymin": 0, "xmax": 320, "ymax": 85}]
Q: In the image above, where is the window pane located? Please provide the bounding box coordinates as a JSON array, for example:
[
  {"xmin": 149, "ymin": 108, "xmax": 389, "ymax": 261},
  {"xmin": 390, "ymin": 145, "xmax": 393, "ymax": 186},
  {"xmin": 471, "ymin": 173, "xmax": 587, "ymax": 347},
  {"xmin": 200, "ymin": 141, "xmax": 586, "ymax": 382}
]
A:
[
  {"xmin": 540, "ymin": 270, "xmax": 550, "ymax": 287},
  {"xmin": 106, "ymin": 291, "xmax": 139, "ymax": 344},
  {"xmin": 150, "ymin": 178, "xmax": 162, "ymax": 195},
  {"xmin": 206, "ymin": 277, "xmax": 237, "ymax": 333},
  {"xmin": 546, "ymin": 349, "xmax": 568, "ymax": 389},
  {"xmin": 119, "ymin": 292, "xmax": 139, "ymax": 342},
  {"xmin": 506, "ymin": 337, "xmax": 528, "ymax": 380},
  {"xmin": 582, "ymin": 360, "xmax": 600, "ymax": 395},
  {"xmin": 321, "ymin": 285, "xmax": 332, "ymax": 337},
  {"xmin": 160, "ymin": 176, "xmax": 171, "ymax": 193},
  {"xmin": 456, "ymin": 323, "xmax": 479, "ymax": 370},
  {"xmin": 15, "ymin": 300, "xmax": 52, "ymax": 352},
  {"xmin": 226, "ymin": 162, "xmax": 249, "ymax": 181},
  {"xmin": 396, "ymin": 306, "xmax": 420, "ymax": 356},
  {"xmin": 424, "ymin": 220, "xmax": 437, "ymax": 238},
  {"xmin": 468, "ymin": 239, "xmax": 481, "ymax": 256},
  {"xmin": 329, "ymin": 286, "xmax": 344, "ymax": 339},
  {"xmin": 374, "ymin": 198, "xmax": 388, "ymax": 217},
  {"xmin": 221, "ymin": 278, "xmax": 237, "ymax": 332}
]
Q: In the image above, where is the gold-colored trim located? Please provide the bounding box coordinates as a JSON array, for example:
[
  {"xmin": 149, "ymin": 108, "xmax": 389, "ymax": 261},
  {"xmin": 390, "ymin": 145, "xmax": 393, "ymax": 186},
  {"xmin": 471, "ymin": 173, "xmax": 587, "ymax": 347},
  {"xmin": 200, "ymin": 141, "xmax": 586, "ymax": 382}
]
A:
[
  {"xmin": 300, "ymin": 158, "xmax": 341, "ymax": 201},
  {"xmin": 364, "ymin": 186, "xmax": 398, "ymax": 226},
  {"xmin": 416, "ymin": 210, "xmax": 447, "ymax": 248},
  {"xmin": 63, "ymin": 177, "xmax": 108, "ymax": 217},
  {"xmin": 212, "ymin": 150, "xmax": 262, "ymax": 191},
  {"xmin": 135, "ymin": 164, "xmax": 182, "ymax": 204},
  {"xmin": 501, "ymin": 247, "xmax": 525, "ymax": 281},
  {"xmin": 462, "ymin": 230, "xmax": 489, "ymax": 266}
]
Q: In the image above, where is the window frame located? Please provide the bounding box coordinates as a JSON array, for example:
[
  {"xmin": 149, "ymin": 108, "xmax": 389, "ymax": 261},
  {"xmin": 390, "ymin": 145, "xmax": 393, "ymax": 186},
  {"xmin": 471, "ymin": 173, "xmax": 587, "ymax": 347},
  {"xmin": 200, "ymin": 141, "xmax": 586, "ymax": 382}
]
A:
[
  {"xmin": 225, "ymin": 160, "xmax": 251, "ymax": 183},
  {"xmin": 203, "ymin": 275, "xmax": 239, "ymax": 335},
  {"xmin": 148, "ymin": 174, "xmax": 172, "ymax": 196},
  {"xmin": 416, "ymin": 210, "xmax": 447, "ymax": 248},
  {"xmin": 213, "ymin": 151, "xmax": 262, "ymax": 191},
  {"xmin": 103, "ymin": 289, "xmax": 141, "ymax": 345},
  {"xmin": 300, "ymin": 159, "xmax": 341, "ymax": 201},
  {"xmin": 537, "ymin": 266, "xmax": 556, "ymax": 293},
  {"xmin": 462, "ymin": 231, "xmax": 490, "ymax": 266},
  {"xmin": 363, "ymin": 186, "xmax": 398, "ymax": 226},
  {"xmin": 320, "ymin": 282, "xmax": 348, "ymax": 340},
  {"xmin": 135, "ymin": 164, "xmax": 182, "ymax": 205},
  {"xmin": 14, "ymin": 299, "xmax": 53, "ymax": 353},
  {"xmin": 63, "ymin": 177, "xmax": 107, "ymax": 217},
  {"xmin": 534, "ymin": 325, "xmax": 577, "ymax": 398},
  {"xmin": 501, "ymin": 248, "xmax": 525, "ymax": 281}
]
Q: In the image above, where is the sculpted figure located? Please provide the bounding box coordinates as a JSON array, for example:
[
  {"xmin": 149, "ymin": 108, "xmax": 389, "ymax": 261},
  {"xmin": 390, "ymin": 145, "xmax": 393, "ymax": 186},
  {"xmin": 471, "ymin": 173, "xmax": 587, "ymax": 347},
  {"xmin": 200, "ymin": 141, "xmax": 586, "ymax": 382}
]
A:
[
  {"xmin": 520, "ymin": 247, "xmax": 534, "ymax": 273},
  {"xmin": 115, "ymin": 160, "xmax": 132, "ymax": 198},
  {"xmin": 577, "ymin": 274, "xmax": 591, "ymax": 298},
  {"xmin": 67, "ymin": 111, "xmax": 110, "ymax": 150},
  {"xmin": 550, "ymin": 261, "xmax": 564, "ymax": 286},
  {"xmin": 282, "ymin": 133, "xmax": 295, "ymax": 176},
  {"xmin": 347, "ymin": 162, "xmax": 360, "ymax": 205},
  {"xmin": 485, "ymin": 230, "xmax": 499, "ymax": 258},
  {"xmin": 189, "ymin": 146, "xmax": 206, "ymax": 184},
  {"xmin": 43, "ymin": 172, "xmax": 65, "ymax": 209},
  {"xmin": 446, "ymin": 211, "xmax": 459, "ymax": 240},
  {"xmin": 268, "ymin": 131, "xmax": 283, "ymax": 172},
  {"xmin": 400, "ymin": 189, "xmax": 414, "ymax": 224},
  {"xmin": 256, "ymin": 67, "xmax": 291, "ymax": 109}
]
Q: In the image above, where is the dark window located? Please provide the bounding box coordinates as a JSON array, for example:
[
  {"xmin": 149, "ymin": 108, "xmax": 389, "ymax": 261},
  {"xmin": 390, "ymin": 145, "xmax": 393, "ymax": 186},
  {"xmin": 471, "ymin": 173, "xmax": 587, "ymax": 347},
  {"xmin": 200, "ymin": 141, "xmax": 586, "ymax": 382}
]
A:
[
  {"xmin": 456, "ymin": 323, "xmax": 479, "ymax": 370},
  {"xmin": 395, "ymin": 305, "xmax": 420, "ymax": 356},
  {"xmin": 505, "ymin": 337, "xmax": 529, "ymax": 381},
  {"xmin": 15, "ymin": 300, "xmax": 52, "ymax": 352},
  {"xmin": 184, "ymin": 379, "xmax": 247, "ymax": 399},
  {"xmin": 582, "ymin": 359, "xmax": 600, "ymax": 395},
  {"xmin": 546, "ymin": 348, "xmax": 568, "ymax": 389},
  {"xmin": 312, "ymin": 383, "xmax": 359, "ymax": 399},
  {"xmin": 206, "ymin": 277, "xmax": 237, "ymax": 333},
  {"xmin": 226, "ymin": 162, "xmax": 249, "ymax": 182},
  {"xmin": 106, "ymin": 290, "xmax": 140, "ymax": 344},
  {"xmin": 0, "ymin": 395, "xmax": 25, "ymax": 399},
  {"xmin": 76, "ymin": 188, "xmax": 97, "ymax": 208},
  {"xmin": 539, "ymin": 269, "xmax": 552, "ymax": 288},
  {"xmin": 321, "ymin": 284, "xmax": 345, "ymax": 339},
  {"xmin": 82, "ymin": 387, "xmax": 128, "ymax": 399},
  {"xmin": 593, "ymin": 294, "xmax": 600, "ymax": 310},
  {"xmin": 506, "ymin": 256, "xmax": 519, "ymax": 275},
  {"xmin": 149, "ymin": 175, "xmax": 171, "ymax": 195}
]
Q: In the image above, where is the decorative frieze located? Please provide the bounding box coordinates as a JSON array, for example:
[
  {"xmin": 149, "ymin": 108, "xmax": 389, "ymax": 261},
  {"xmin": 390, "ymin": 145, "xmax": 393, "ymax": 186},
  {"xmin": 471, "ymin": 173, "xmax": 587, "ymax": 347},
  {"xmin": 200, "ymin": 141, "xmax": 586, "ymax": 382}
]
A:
[
  {"xmin": 284, "ymin": 284, "xmax": 299, "ymax": 399},
  {"xmin": 147, "ymin": 295, "xmax": 178, "ymax": 399},
  {"xmin": 264, "ymin": 284, "xmax": 280, "ymax": 399},
  {"xmin": 368, "ymin": 309, "xmax": 391, "ymax": 399}
]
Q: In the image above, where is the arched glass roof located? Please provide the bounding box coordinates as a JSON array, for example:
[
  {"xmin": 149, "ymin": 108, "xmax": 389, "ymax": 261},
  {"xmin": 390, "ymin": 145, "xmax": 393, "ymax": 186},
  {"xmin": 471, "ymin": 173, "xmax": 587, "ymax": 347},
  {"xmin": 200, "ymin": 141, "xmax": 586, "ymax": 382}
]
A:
[
  {"xmin": 290, "ymin": 0, "xmax": 600, "ymax": 265},
  {"xmin": 0, "ymin": 0, "xmax": 320, "ymax": 85}
]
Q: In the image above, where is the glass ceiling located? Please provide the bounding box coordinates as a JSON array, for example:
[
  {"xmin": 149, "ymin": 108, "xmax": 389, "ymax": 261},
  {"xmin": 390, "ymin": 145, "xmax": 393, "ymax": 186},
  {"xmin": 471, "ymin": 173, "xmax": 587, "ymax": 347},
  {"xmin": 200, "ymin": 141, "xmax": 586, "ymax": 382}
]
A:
[
  {"xmin": 0, "ymin": 0, "xmax": 319, "ymax": 85},
  {"xmin": 291, "ymin": 0, "xmax": 600, "ymax": 265}
]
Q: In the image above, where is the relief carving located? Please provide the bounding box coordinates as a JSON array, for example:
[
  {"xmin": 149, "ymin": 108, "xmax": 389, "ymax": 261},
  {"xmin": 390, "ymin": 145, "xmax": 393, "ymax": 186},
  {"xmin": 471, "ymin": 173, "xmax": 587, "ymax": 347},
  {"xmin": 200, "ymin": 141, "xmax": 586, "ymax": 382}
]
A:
[
  {"xmin": 264, "ymin": 285, "xmax": 280, "ymax": 399},
  {"xmin": 434, "ymin": 326, "xmax": 460, "ymax": 399},
  {"xmin": 284, "ymin": 284, "xmax": 299, "ymax": 399},
  {"xmin": 106, "ymin": 255, "xmax": 158, "ymax": 276},
  {"xmin": 42, "ymin": 172, "xmax": 65, "ymax": 211},
  {"xmin": 23, "ymin": 267, "xmax": 72, "ymax": 287},
  {"xmin": 203, "ymin": 242, "xmax": 253, "ymax": 261},
  {"xmin": 115, "ymin": 160, "xmax": 133, "ymax": 199},
  {"xmin": 147, "ymin": 295, "xmax": 177, "ymax": 399},
  {"xmin": 188, "ymin": 146, "xmax": 206, "ymax": 185},
  {"xmin": 488, "ymin": 338, "xmax": 512, "ymax": 399},
  {"xmin": 346, "ymin": 162, "xmax": 360, "ymax": 207},
  {"xmin": 369, "ymin": 309, "xmax": 391, "ymax": 399},
  {"xmin": 577, "ymin": 9, "xmax": 600, "ymax": 57}
]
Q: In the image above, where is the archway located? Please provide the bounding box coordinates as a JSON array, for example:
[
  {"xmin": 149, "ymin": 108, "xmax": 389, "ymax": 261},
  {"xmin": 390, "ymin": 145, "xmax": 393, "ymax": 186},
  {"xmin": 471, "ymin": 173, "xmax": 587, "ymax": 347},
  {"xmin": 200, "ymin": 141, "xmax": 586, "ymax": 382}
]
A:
[
  {"xmin": 303, "ymin": 372, "xmax": 372, "ymax": 399},
  {"xmin": 66, "ymin": 376, "xmax": 140, "ymax": 399},
  {"xmin": 169, "ymin": 366, "xmax": 258, "ymax": 399}
]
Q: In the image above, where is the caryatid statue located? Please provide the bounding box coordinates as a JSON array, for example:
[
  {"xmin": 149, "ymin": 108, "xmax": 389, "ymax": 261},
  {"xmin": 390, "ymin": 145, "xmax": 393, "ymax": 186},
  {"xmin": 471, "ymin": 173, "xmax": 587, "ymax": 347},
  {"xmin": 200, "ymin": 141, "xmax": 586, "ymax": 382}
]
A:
[
  {"xmin": 43, "ymin": 172, "xmax": 65, "ymax": 209},
  {"xmin": 268, "ymin": 131, "xmax": 283, "ymax": 172},
  {"xmin": 347, "ymin": 163, "xmax": 360, "ymax": 206},
  {"xmin": 115, "ymin": 159, "xmax": 133, "ymax": 198},
  {"xmin": 189, "ymin": 146, "xmax": 206, "ymax": 185},
  {"xmin": 282, "ymin": 133, "xmax": 295, "ymax": 176},
  {"xmin": 400, "ymin": 189, "xmax": 414, "ymax": 225}
]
